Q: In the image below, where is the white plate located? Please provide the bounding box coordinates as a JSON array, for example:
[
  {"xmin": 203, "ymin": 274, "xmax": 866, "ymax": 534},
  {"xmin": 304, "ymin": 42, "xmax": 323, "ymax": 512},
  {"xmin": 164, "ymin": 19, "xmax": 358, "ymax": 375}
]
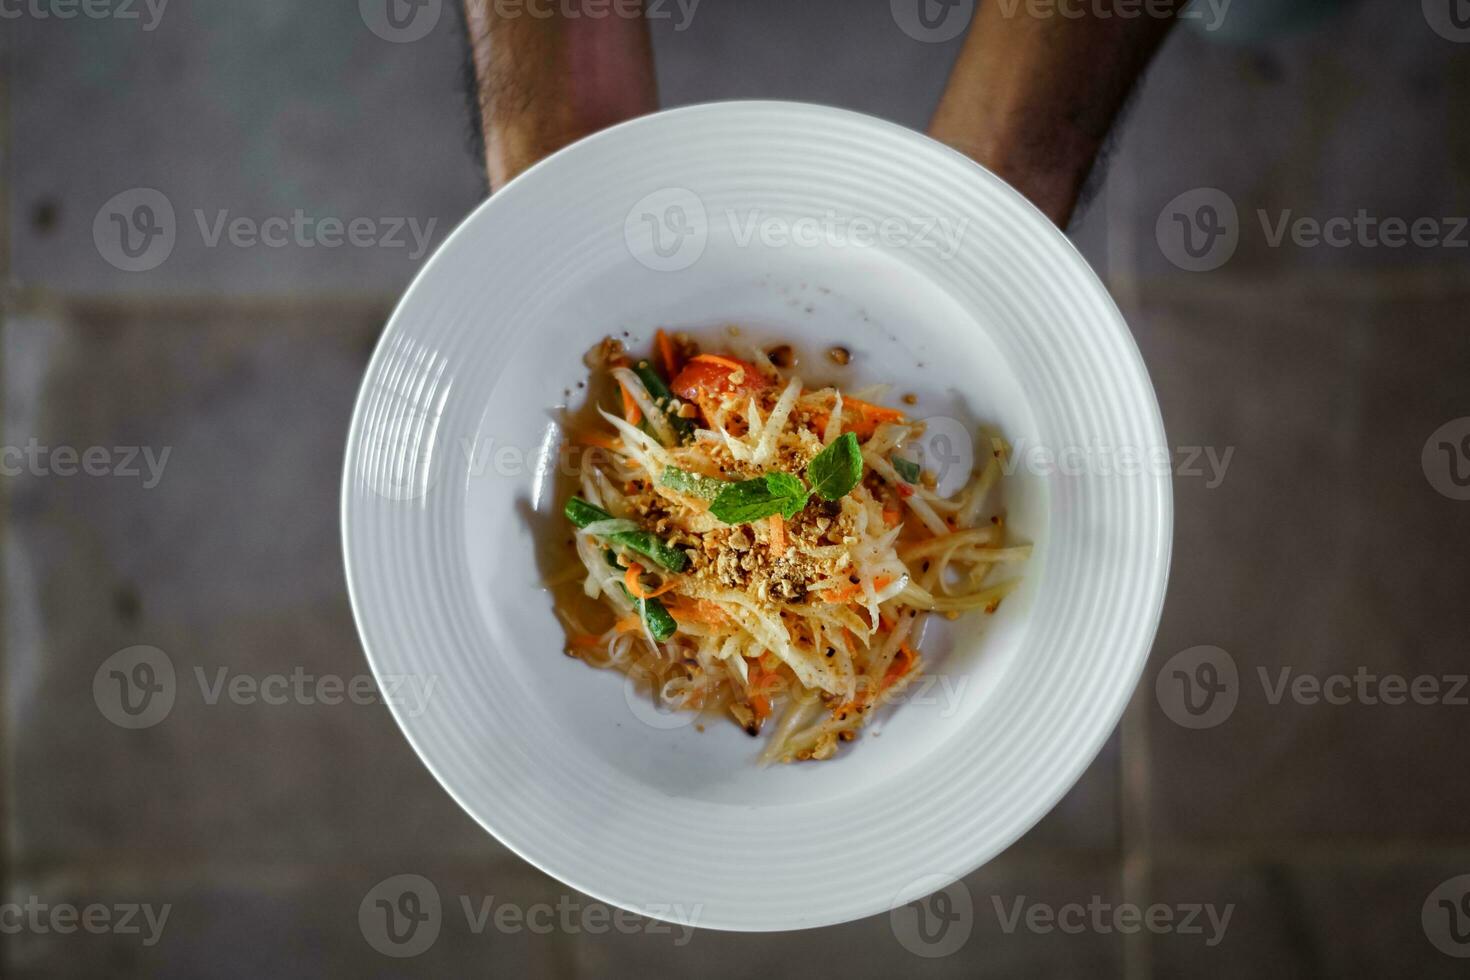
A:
[{"xmin": 342, "ymin": 101, "xmax": 1171, "ymax": 932}]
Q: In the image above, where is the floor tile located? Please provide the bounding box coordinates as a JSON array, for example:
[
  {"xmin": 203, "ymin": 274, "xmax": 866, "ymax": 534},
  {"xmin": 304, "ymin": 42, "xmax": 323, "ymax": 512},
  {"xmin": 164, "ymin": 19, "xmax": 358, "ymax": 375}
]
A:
[
  {"xmin": 570, "ymin": 857, "xmax": 1125, "ymax": 979},
  {"xmin": 650, "ymin": 0, "xmax": 1120, "ymax": 273},
  {"xmin": 4, "ymin": 304, "xmax": 500, "ymax": 867},
  {"xmin": 2, "ymin": 859, "xmax": 577, "ymax": 979},
  {"xmin": 1021, "ymin": 731, "xmax": 1121, "ymax": 853},
  {"xmin": 1110, "ymin": 0, "xmax": 1469, "ymax": 282},
  {"xmin": 7, "ymin": 1, "xmax": 1470, "ymax": 976},
  {"xmin": 1132, "ymin": 273, "xmax": 1470, "ymax": 843},
  {"xmin": 9, "ymin": 1, "xmax": 485, "ymax": 295},
  {"xmin": 1150, "ymin": 854, "xmax": 1470, "ymax": 979},
  {"xmin": 650, "ymin": 0, "xmax": 964, "ymax": 131}
]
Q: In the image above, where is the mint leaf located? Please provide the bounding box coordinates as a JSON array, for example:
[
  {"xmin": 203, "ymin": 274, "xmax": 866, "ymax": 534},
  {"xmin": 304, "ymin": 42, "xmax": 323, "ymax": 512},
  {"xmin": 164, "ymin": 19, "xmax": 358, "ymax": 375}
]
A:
[
  {"xmin": 765, "ymin": 472, "xmax": 809, "ymax": 518},
  {"xmin": 709, "ymin": 472, "xmax": 809, "ymax": 524},
  {"xmin": 763, "ymin": 471, "xmax": 805, "ymax": 500},
  {"xmin": 891, "ymin": 455, "xmax": 921, "ymax": 484},
  {"xmin": 806, "ymin": 432, "xmax": 864, "ymax": 501},
  {"xmin": 659, "ymin": 466, "xmax": 728, "ymax": 500}
]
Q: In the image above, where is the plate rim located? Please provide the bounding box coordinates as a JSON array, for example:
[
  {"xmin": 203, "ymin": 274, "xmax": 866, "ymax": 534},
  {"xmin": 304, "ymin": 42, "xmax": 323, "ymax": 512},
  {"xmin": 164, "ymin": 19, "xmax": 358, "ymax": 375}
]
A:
[{"xmin": 341, "ymin": 98, "xmax": 1174, "ymax": 933}]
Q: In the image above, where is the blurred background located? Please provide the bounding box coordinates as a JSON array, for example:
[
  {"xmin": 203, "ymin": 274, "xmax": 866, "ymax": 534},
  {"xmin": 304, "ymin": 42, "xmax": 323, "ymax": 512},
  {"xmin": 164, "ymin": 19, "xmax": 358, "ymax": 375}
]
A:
[{"xmin": 4, "ymin": 0, "xmax": 1470, "ymax": 975}]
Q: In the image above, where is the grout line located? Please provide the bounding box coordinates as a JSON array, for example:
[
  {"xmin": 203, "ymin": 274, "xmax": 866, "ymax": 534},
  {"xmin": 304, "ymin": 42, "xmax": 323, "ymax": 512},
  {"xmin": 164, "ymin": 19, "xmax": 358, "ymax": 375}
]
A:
[
  {"xmin": 2, "ymin": 846, "xmax": 1123, "ymax": 881},
  {"xmin": 0, "ymin": 247, "xmax": 1464, "ymax": 326},
  {"xmin": 0, "ymin": 15, "xmax": 13, "ymax": 958},
  {"xmin": 1103, "ymin": 130, "xmax": 1144, "ymax": 321},
  {"xmin": 5, "ymin": 845, "xmax": 1131, "ymax": 886},
  {"xmin": 1120, "ymin": 686, "xmax": 1153, "ymax": 980},
  {"xmin": 1107, "ymin": 133, "xmax": 1153, "ymax": 980},
  {"xmin": 1110, "ymin": 262, "xmax": 1470, "ymax": 308},
  {"xmin": 1148, "ymin": 839, "xmax": 1470, "ymax": 866},
  {"xmin": 15, "ymin": 836, "xmax": 1470, "ymax": 887},
  {"xmin": 0, "ymin": 27, "xmax": 10, "ymax": 286},
  {"xmin": 0, "ymin": 286, "xmax": 401, "ymax": 319}
]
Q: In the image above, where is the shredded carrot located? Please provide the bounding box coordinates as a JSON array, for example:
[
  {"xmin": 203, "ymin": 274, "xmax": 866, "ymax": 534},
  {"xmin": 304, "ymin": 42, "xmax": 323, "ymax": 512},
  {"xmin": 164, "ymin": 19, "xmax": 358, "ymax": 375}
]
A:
[
  {"xmin": 656, "ymin": 328, "xmax": 678, "ymax": 377},
  {"xmin": 882, "ymin": 508, "xmax": 900, "ymax": 527},
  {"xmin": 665, "ymin": 602, "xmax": 703, "ymax": 622},
  {"xmin": 618, "ymin": 380, "xmax": 642, "ymax": 425},
  {"xmin": 748, "ymin": 666, "xmax": 774, "ymax": 694},
  {"xmin": 571, "ymin": 430, "xmax": 620, "ymax": 450},
  {"xmin": 613, "ymin": 616, "xmax": 642, "ymax": 634},
  {"xmin": 748, "ymin": 663, "xmax": 779, "ymax": 720},
  {"xmin": 819, "ymin": 574, "xmax": 894, "ymax": 604},
  {"xmin": 883, "ymin": 642, "xmax": 918, "ymax": 687},
  {"xmin": 822, "ymin": 396, "xmax": 902, "ymax": 438},
  {"xmin": 690, "ymin": 353, "xmax": 749, "ymax": 373},
  {"xmin": 847, "ymin": 397, "xmax": 904, "ymax": 423},
  {"xmin": 808, "ymin": 398, "xmax": 904, "ymax": 438},
  {"xmin": 641, "ymin": 580, "xmax": 678, "ymax": 599},
  {"xmin": 624, "ymin": 561, "xmax": 676, "ymax": 600},
  {"xmin": 768, "ymin": 513, "xmax": 786, "ymax": 555},
  {"xmin": 829, "ymin": 642, "xmax": 916, "ymax": 713},
  {"xmin": 750, "ymin": 694, "xmax": 771, "ymax": 722},
  {"xmin": 567, "ymin": 634, "xmax": 604, "ymax": 649},
  {"xmin": 667, "ymin": 598, "xmax": 729, "ymax": 625},
  {"xmin": 817, "ymin": 584, "xmax": 857, "ymax": 603}
]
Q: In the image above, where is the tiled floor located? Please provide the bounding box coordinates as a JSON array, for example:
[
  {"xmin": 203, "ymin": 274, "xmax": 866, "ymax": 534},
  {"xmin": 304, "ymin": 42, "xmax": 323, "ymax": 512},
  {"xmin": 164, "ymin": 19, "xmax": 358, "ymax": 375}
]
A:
[{"xmin": 4, "ymin": 0, "xmax": 1469, "ymax": 977}]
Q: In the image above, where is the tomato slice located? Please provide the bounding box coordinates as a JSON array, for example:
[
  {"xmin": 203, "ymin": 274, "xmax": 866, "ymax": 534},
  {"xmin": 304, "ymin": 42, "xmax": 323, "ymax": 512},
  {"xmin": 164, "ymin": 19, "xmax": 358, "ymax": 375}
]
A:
[{"xmin": 670, "ymin": 354, "xmax": 770, "ymax": 402}]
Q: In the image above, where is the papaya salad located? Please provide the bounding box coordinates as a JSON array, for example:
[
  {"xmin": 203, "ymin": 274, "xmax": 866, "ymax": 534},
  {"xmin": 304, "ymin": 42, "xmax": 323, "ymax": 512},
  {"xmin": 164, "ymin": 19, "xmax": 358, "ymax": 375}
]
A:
[{"xmin": 552, "ymin": 330, "xmax": 1028, "ymax": 763}]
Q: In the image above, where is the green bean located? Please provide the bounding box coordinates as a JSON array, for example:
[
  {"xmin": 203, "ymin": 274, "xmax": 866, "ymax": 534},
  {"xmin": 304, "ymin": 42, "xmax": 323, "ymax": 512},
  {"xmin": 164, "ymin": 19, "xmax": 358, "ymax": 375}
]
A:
[
  {"xmin": 564, "ymin": 497, "xmax": 688, "ymax": 572},
  {"xmin": 619, "ymin": 584, "xmax": 677, "ymax": 642},
  {"xmin": 602, "ymin": 550, "xmax": 677, "ymax": 641},
  {"xmin": 634, "ymin": 359, "xmax": 694, "ymax": 444}
]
